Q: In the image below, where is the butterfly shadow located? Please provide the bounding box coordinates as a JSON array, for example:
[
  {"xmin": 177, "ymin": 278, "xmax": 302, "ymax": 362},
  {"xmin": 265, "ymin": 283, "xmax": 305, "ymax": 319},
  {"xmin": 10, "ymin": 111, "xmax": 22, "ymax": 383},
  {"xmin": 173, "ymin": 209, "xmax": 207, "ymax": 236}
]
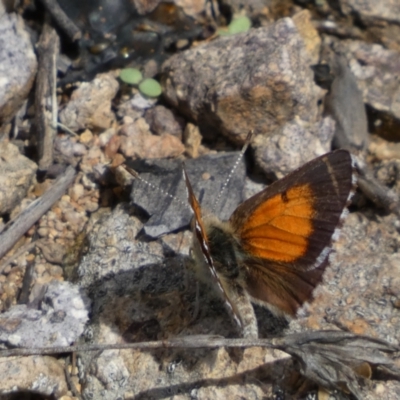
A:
[{"xmin": 81, "ymin": 247, "xmax": 293, "ymax": 398}]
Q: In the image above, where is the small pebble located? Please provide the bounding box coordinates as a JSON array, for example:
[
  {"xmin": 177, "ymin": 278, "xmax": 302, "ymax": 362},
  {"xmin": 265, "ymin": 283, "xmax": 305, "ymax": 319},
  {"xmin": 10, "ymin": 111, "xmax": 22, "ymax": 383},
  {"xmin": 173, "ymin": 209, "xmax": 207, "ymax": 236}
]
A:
[
  {"xmin": 69, "ymin": 184, "xmax": 85, "ymax": 202},
  {"xmin": 38, "ymin": 227, "xmax": 49, "ymax": 237},
  {"xmin": 35, "ymin": 264, "xmax": 47, "ymax": 275},
  {"xmin": 79, "ymin": 129, "xmax": 94, "ymax": 144}
]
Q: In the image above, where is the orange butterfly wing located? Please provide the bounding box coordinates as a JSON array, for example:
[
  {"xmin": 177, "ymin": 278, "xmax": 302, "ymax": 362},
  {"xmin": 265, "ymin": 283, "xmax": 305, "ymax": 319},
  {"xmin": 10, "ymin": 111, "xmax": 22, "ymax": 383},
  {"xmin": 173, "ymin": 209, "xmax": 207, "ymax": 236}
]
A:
[{"xmin": 230, "ymin": 150, "xmax": 356, "ymax": 315}]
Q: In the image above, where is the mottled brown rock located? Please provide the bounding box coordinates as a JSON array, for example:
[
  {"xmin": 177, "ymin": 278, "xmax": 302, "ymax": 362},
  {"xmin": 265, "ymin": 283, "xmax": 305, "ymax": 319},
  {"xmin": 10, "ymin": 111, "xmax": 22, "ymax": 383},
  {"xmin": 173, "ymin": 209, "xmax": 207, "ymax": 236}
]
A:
[
  {"xmin": 0, "ymin": 356, "xmax": 68, "ymax": 397},
  {"xmin": 0, "ymin": 12, "xmax": 37, "ymax": 131},
  {"xmin": 0, "ymin": 142, "xmax": 37, "ymax": 215},
  {"xmin": 162, "ymin": 18, "xmax": 323, "ymax": 143},
  {"xmin": 119, "ymin": 118, "xmax": 185, "ymax": 159},
  {"xmin": 59, "ymin": 73, "xmax": 119, "ymax": 132}
]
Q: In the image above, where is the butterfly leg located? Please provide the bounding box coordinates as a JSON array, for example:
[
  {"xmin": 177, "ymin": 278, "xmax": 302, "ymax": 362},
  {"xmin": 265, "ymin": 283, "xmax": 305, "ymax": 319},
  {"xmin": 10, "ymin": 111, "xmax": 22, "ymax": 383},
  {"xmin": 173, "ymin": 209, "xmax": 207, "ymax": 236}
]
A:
[{"xmin": 223, "ymin": 282, "xmax": 258, "ymax": 338}]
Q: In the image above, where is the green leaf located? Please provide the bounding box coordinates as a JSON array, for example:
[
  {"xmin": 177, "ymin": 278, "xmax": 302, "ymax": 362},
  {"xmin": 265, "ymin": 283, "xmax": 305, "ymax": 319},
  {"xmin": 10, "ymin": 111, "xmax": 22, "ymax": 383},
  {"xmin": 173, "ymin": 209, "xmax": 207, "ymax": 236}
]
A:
[
  {"xmin": 228, "ymin": 16, "xmax": 252, "ymax": 35},
  {"xmin": 139, "ymin": 78, "xmax": 162, "ymax": 97},
  {"xmin": 119, "ymin": 68, "xmax": 143, "ymax": 85}
]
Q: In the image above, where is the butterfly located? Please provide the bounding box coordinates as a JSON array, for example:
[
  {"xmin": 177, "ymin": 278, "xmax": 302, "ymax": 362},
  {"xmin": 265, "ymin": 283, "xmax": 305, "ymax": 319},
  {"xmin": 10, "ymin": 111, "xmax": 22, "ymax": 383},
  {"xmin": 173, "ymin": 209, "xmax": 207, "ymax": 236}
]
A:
[{"xmin": 183, "ymin": 150, "xmax": 357, "ymax": 338}]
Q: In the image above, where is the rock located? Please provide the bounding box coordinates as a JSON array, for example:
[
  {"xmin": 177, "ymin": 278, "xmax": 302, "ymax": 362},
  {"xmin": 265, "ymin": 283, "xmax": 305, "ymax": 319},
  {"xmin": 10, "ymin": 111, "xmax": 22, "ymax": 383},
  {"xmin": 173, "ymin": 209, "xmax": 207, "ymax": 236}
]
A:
[
  {"xmin": 162, "ymin": 17, "xmax": 323, "ymax": 143},
  {"xmin": 158, "ymin": 230, "xmax": 192, "ymax": 256},
  {"xmin": 292, "ymin": 9, "xmax": 321, "ymax": 64},
  {"xmin": 330, "ymin": 38, "xmax": 400, "ymax": 126},
  {"xmin": 0, "ymin": 356, "xmax": 68, "ymax": 398},
  {"xmin": 55, "ymin": 136, "xmax": 87, "ymax": 158},
  {"xmin": 290, "ymin": 210, "xmax": 400, "ymax": 349},
  {"xmin": 59, "ymin": 73, "xmax": 119, "ymax": 132},
  {"xmin": 253, "ymin": 116, "xmax": 335, "ymax": 178},
  {"xmin": 129, "ymin": 152, "xmax": 246, "ymax": 237},
  {"xmin": 0, "ymin": 12, "xmax": 37, "ymax": 131},
  {"xmin": 183, "ymin": 122, "xmax": 202, "ymax": 158},
  {"xmin": 218, "ymin": 0, "xmax": 269, "ymax": 15},
  {"xmin": 119, "ymin": 118, "xmax": 185, "ymax": 159},
  {"xmin": 0, "ymin": 280, "xmax": 90, "ymax": 347},
  {"xmin": 340, "ymin": 0, "xmax": 400, "ymax": 25},
  {"xmin": 324, "ymin": 53, "xmax": 369, "ymax": 152},
  {"xmin": 0, "ymin": 141, "xmax": 37, "ymax": 215},
  {"xmin": 145, "ymin": 105, "xmax": 184, "ymax": 139},
  {"xmin": 77, "ymin": 205, "xmax": 164, "ymax": 288},
  {"xmin": 36, "ymin": 240, "xmax": 66, "ymax": 265},
  {"xmin": 335, "ymin": 0, "xmax": 400, "ymax": 51},
  {"xmin": 174, "ymin": 0, "xmax": 208, "ymax": 18},
  {"xmin": 369, "ymin": 137, "xmax": 400, "ymax": 160}
]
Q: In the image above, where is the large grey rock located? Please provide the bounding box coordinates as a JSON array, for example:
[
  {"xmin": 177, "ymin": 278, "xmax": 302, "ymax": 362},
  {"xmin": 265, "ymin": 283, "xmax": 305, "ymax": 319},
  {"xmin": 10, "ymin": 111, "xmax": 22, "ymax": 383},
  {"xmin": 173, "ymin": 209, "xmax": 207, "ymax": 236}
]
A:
[
  {"xmin": 0, "ymin": 12, "xmax": 37, "ymax": 131},
  {"xmin": 0, "ymin": 280, "xmax": 90, "ymax": 348},
  {"xmin": 162, "ymin": 18, "xmax": 323, "ymax": 144}
]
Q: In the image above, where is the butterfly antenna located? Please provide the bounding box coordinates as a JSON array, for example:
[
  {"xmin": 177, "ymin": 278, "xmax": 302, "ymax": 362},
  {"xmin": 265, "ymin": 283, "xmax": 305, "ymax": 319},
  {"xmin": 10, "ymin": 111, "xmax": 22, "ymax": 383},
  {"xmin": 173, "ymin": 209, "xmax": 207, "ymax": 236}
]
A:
[
  {"xmin": 123, "ymin": 165, "xmax": 189, "ymax": 209},
  {"xmin": 212, "ymin": 130, "xmax": 253, "ymax": 213}
]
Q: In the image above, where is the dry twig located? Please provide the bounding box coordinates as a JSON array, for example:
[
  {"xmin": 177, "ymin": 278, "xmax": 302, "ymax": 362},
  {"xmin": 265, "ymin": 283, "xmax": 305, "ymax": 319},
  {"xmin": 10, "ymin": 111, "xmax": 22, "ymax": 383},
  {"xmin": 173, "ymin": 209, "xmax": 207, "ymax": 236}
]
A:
[
  {"xmin": 0, "ymin": 166, "xmax": 76, "ymax": 260},
  {"xmin": 39, "ymin": 0, "xmax": 81, "ymax": 41},
  {"xmin": 0, "ymin": 331, "xmax": 399, "ymax": 399},
  {"xmin": 35, "ymin": 16, "xmax": 59, "ymax": 170}
]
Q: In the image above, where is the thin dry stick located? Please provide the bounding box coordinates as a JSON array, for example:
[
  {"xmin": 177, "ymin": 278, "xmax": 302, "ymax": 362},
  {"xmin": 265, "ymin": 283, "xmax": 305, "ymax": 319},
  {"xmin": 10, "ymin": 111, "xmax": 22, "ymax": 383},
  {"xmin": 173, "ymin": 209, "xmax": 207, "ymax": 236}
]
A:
[
  {"xmin": 58, "ymin": 123, "xmax": 78, "ymax": 137},
  {"xmin": 39, "ymin": 0, "xmax": 82, "ymax": 41},
  {"xmin": 0, "ymin": 336, "xmax": 275, "ymax": 357},
  {"xmin": 0, "ymin": 331, "xmax": 398, "ymax": 358},
  {"xmin": 0, "ymin": 166, "xmax": 76, "ymax": 260},
  {"xmin": 0, "ymin": 240, "xmax": 43, "ymax": 274},
  {"xmin": 2, "ymin": 332, "xmax": 397, "ymax": 400},
  {"xmin": 35, "ymin": 16, "xmax": 59, "ymax": 170}
]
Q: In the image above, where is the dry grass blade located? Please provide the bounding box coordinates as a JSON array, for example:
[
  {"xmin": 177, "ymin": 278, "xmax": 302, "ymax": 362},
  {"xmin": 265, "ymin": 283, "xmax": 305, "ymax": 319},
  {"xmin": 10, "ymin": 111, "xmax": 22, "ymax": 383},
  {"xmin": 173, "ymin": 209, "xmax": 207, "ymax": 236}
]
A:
[
  {"xmin": 0, "ymin": 330, "xmax": 399, "ymax": 398},
  {"xmin": 275, "ymin": 330, "xmax": 400, "ymax": 399}
]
